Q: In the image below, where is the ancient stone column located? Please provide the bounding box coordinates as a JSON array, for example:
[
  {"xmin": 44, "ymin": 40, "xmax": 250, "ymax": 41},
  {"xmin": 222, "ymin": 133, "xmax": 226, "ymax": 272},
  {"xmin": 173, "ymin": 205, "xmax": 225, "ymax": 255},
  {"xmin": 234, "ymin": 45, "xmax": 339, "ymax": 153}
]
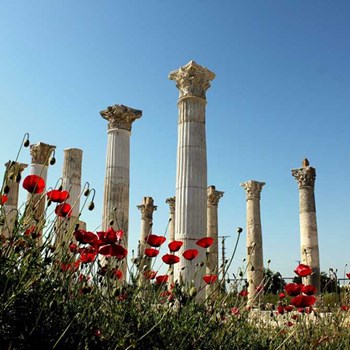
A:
[
  {"xmin": 56, "ymin": 148, "xmax": 83, "ymax": 247},
  {"xmin": 1, "ymin": 161, "xmax": 27, "ymax": 238},
  {"xmin": 292, "ymin": 159, "xmax": 320, "ymax": 292},
  {"xmin": 241, "ymin": 180, "xmax": 265, "ymax": 305},
  {"xmin": 28, "ymin": 142, "xmax": 56, "ymax": 239},
  {"xmin": 166, "ymin": 196, "xmax": 175, "ymax": 286},
  {"xmin": 206, "ymin": 185, "xmax": 224, "ymax": 297},
  {"xmin": 137, "ymin": 197, "xmax": 157, "ymax": 281},
  {"xmin": 100, "ymin": 104, "xmax": 142, "ymax": 276},
  {"xmin": 169, "ymin": 61, "xmax": 215, "ymax": 289}
]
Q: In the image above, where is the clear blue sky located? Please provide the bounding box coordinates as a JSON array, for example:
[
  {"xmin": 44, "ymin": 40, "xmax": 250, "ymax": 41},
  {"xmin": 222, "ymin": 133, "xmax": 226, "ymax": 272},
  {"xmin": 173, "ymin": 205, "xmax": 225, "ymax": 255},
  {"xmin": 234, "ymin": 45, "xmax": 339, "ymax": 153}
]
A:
[{"xmin": 1, "ymin": 1, "xmax": 350, "ymax": 280}]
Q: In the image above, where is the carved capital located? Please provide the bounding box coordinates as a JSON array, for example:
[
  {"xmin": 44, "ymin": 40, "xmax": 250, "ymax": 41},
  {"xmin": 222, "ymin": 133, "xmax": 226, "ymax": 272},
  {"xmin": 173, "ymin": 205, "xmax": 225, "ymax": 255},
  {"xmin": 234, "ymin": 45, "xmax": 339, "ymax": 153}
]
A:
[
  {"xmin": 169, "ymin": 61, "xmax": 215, "ymax": 99},
  {"xmin": 291, "ymin": 167, "xmax": 316, "ymax": 188},
  {"xmin": 137, "ymin": 197, "xmax": 157, "ymax": 220},
  {"xmin": 207, "ymin": 186, "xmax": 224, "ymax": 206},
  {"xmin": 30, "ymin": 142, "xmax": 56, "ymax": 165},
  {"xmin": 165, "ymin": 196, "xmax": 175, "ymax": 214},
  {"xmin": 241, "ymin": 181, "xmax": 265, "ymax": 200},
  {"xmin": 100, "ymin": 104, "xmax": 142, "ymax": 131}
]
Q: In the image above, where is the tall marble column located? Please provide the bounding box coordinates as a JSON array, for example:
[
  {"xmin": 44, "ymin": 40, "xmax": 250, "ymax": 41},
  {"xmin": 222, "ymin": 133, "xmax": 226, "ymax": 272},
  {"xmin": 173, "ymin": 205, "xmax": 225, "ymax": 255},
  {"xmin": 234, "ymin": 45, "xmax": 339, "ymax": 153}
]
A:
[
  {"xmin": 292, "ymin": 159, "xmax": 320, "ymax": 292},
  {"xmin": 169, "ymin": 61, "xmax": 215, "ymax": 289},
  {"xmin": 166, "ymin": 196, "xmax": 176, "ymax": 286},
  {"xmin": 1, "ymin": 161, "xmax": 27, "ymax": 238},
  {"xmin": 100, "ymin": 104, "xmax": 142, "ymax": 276},
  {"xmin": 28, "ymin": 142, "xmax": 56, "ymax": 239},
  {"xmin": 56, "ymin": 148, "xmax": 83, "ymax": 246},
  {"xmin": 206, "ymin": 185, "xmax": 224, "ymax": 297},
  {"xmin": 137, "ymin": 197, "xmax": 157, "ymax": 281},
  {"xmin": 241, "ymin": 180, "xmax": 265, "ymax": 305}
]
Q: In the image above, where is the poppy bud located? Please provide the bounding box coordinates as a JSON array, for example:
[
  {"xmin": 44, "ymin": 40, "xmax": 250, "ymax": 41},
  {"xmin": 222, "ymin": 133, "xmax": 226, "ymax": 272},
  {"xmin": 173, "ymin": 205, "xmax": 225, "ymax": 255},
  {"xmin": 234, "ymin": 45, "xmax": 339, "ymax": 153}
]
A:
[
  {"xmin": 251, "ymin": 266, "xmax": 255, "ymax": 271},
  {"xmin": 49, "ymin": 157, "xmax": 56, "ymax": 165},
  {"xmin": 88, "ymin": 202, "xmax": 95, "ymax": 211},
  {"xmin": 200, "ymin": 262, "xmax": 204, "ymax": 267},
  {"xmin": 23, "ymin": 139, "xmax": 30, "ymax": 147},
  {"xmin": 237, "ymin": 227, "xmax": 243, "ymax": 234},
  {"xmin": 9, "ymin": 175, "xmax": 14, "ymax": 180},
  {"xmin": 3, "ymin": 185, "xmax": 10, "ymax": 194},
  {"xmin": 47, "ymin": 200, "xmax": 52, "ymax": 207},
  {"xmin": 239, "ymin": 271, "xmax": 243, "ymax": 277},
  {"xmin": 84, "ymin": 189, "xmax": 90, "ymax": 196},
  {"xmin": 189, "ymin": 287, "xmax": 197, "ymax": 297},
  {"xmin": 16, "ymin": 173, "xmax": 21, "ymax": 183},
  {"xmin": 58, "ymin": 185, "xmax": 63, "ymax": 191},
  {"xmin": 109, "ymin": 220, "xmax": 114, "ymax": 226}
]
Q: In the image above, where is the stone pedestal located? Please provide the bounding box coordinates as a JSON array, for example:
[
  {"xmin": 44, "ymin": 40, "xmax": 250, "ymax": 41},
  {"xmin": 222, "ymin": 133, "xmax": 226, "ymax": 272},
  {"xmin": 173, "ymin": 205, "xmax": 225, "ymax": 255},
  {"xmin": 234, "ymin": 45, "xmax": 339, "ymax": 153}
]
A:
[
  {"xmin": 166, "ymin": 196, "xmax": 176, "ymax": 286},
  {"xmin": 100, "ymin": 104, "xmax": 142, "ymax": 277},
  {"xmin": 1, "ymin": 161, "xmax": 27, "ymax": 238},
  {"xmin": 292, "ymin": 160, "xmax": 320, "ymax": 292},
  {"xmin": 241, "ymin": 180, "xmax": 265, "ymax": 305},
  {"xmin": 28, "ymin": 142, "xmax": 56, "ymax": 240},
  {"xmin": 137, "ymin": 197, "xmax": 157, "ymax": 281},
  {"xmin": 206, "ymin": 185, "xmax": 224, "ymax": 297},
  {"xmin": 169, "ymin": 61, "xmax": 215, "ymax": 290},
  {"xmin": 56, "ymin": 148, "xmax": 83, "ymax": 247}
]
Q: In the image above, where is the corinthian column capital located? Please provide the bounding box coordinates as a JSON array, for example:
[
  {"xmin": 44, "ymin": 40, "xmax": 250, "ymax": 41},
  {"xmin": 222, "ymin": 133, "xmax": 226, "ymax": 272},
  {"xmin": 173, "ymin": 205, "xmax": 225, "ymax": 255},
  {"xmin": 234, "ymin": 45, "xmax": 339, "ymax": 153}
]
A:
[
  {"xmin": 207, "ymin": 185, "xmax": 224, "ymax": 206},
  {"xmin": 169, "ymin": 60, "xmax": 215, "ymax": 99},
  {"xmin": 166, "ymin": 196, "xmax": 175, "ymax": 214},
  {"xmin": 100, "ymin": 104, "xmax": 142, "ymax": 131},
  {"xmin": 30, "ymin": 142, "xmax": 56, "ymax": 165},
  {"xmin": 291, "ymin": 165, "xmax": 316, "ymax": 188},
  {"xmin": 241, "ymin": 180, "xmax": 265, "ymax": 200},
  {"xmin": 137, "ymin": 197, "xmax": 157, "ymax": 220}
]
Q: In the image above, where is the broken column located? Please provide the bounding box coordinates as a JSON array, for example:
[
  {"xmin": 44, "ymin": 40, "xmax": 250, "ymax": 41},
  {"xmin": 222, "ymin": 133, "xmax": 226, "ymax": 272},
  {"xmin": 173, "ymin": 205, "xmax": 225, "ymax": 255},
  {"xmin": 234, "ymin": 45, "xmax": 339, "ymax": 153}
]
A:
[
  {"xmin": 241, "ymin": 180, "xmax": 265, "ymax": 305},
  {"xmin": 206, "ymin": 185, "xmax": 224, "ymax": 296},
  {"xmin": 100, "ymin": 104, "xmax": 142, "ymax": 277},
  {"xmin": 56, "ymin": 148, "xmax": 83, "ymax": 246},
  {"xmin": 1, "ymin": 161, "xmax": 27, "ymax": 237},
  {"xmin": 28, "ymin": 142, "xmax": 55, "ymax": 239},
  {"xmin": 292, "ymin": 159, "xmax": 320, "ymax": 292},
  {"xmin": 169, "ymin": 61, "xmax": 215, "ymax": 288},
  {"xmin": 166, "ymin": 196, "xmax": 176, "ymax": 286}
]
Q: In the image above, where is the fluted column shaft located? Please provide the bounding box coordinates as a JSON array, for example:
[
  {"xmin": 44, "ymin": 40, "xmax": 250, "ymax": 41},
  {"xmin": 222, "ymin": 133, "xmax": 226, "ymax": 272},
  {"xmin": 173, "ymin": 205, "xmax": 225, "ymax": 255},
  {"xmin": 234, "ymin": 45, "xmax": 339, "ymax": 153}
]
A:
[
  {"xmin": 241, "ymin": 180, "xmax": 265, "ymax": 305},
  {"xmin": 1, "ymin": 162, "xmax": 27, "ymax": 237},
  {"xmin": 292, "ymin": 163, "xmax": 320, "ymax": 292},
  {"xmin": 169, "ymin": 61, "xmax": 215, "ymax": 289},
  {"xmin": 100, "ymin": 104, "xmax": 141, "ymax": 278},
  {"xmin": 206, "ymin": 185, "xmax": 224, "ymax": 297}
]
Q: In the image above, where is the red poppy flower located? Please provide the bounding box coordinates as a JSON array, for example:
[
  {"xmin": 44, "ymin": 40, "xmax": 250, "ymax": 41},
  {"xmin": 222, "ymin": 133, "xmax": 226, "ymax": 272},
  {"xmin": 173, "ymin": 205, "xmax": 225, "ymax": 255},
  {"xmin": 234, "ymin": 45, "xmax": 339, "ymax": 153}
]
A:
[
  {"xmin": 182, "ymin": 249, "xmax": 198, "ymax": 261},
  {"xmin": 79, "ymin": 247, "xmax": 97, "ymax": 263},
  {"xmin": 301, "ymin": 284, "xmax": 316, "ymax": 296},
  {"xmin": 24, "ymin": 226, "xmax": 40, "ymax": 238},
  {"xmin": 346, "ymin": 273, "xmax": 350, "ymax": 279},
  {"xmin": 98, "ymin": 244, "xmax": 127, "ymax": 260},
  {"xmin": 286, "ymin": 322, "xmax": 294, "ymax": 327},
  {"xmin": 285, "ymin": 283, "xmax": 304, "ymax": 296},
  {"xmin": 61, "ymin": 260, "xmax": 80, "ymax": 272},
  {"xmin": 290, "ymin": 294, "xmax": 316, "ymax": 308},
  {"xmin": 239, "ymin": 290, "xmax": 248, "ymax": 297},
  {"xmin": 284, "ymin": 305, "xmax": 294, "ymax": 312},
  {"xmin": 196, "ymin": 237, "xmax": 214, "ymax": 249},
  {"xmin": 146, "ymin": 234, "xmax": 166, "ymax": 247},
  {"xmin": 156, "ymin": 275, "xmax": 169, "ymax": 284},
  {"xmin": 0, "ymin": 194, "xmax": 8, "ymax": 205},
  {"xmin": 112, "ymin": 269, "xmax": 123, "ymax": 280},
  {"xmin": 47, "ymin": 189, "xmax": 70, "ymax": 203},
  {"xmin": 279, "ymin": 293, "xmax": 285, "ymax": 299},
  {"xmin": 144, "ymin": 270, "xmax": 157, "ymax": 280},
  {"xmin": 277, "ymin": 305, "xmax": 284, "ymax": 315},
  {"xmin": 145, "ymin": 248, "xmax": 159, "ymax": 258},
  {"xmin": 203, "ymin": 274, "xmax": 218, "ymax": 285},
  {"xmin": 97, "ymin": 227, "xmax": 124, "ymax": 244},
  {"xmin": 69, "ymin": 243, "xmax": 78, "ymax": 253},
  {"xmin": 162, "ymin": 254, "xmax": 180, "ymax": 265},
  {"xmin": 55, "ymin": 203, "xmax": 72, "ymax": 218},
  {"xmin": 341, "ymin": 305, "xmax": 350, "ymax": 311},
  {"xmin": 74, "ymin": 230, "xmax": 99, "ymax": 244},
  {"xmin": 23, "ymin": 175, "xmax": 45, "ymax": 194},
  {"xmin": 294, "ymin": 264, "xmax": 312, "ymax": 277},
  {"xmin": 231, "ymin": 307, "xmax": 240, "ymax": 316},
  {"xmin": 168, "ymin": 240, "xmax": 183, "ymax": 252}
]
